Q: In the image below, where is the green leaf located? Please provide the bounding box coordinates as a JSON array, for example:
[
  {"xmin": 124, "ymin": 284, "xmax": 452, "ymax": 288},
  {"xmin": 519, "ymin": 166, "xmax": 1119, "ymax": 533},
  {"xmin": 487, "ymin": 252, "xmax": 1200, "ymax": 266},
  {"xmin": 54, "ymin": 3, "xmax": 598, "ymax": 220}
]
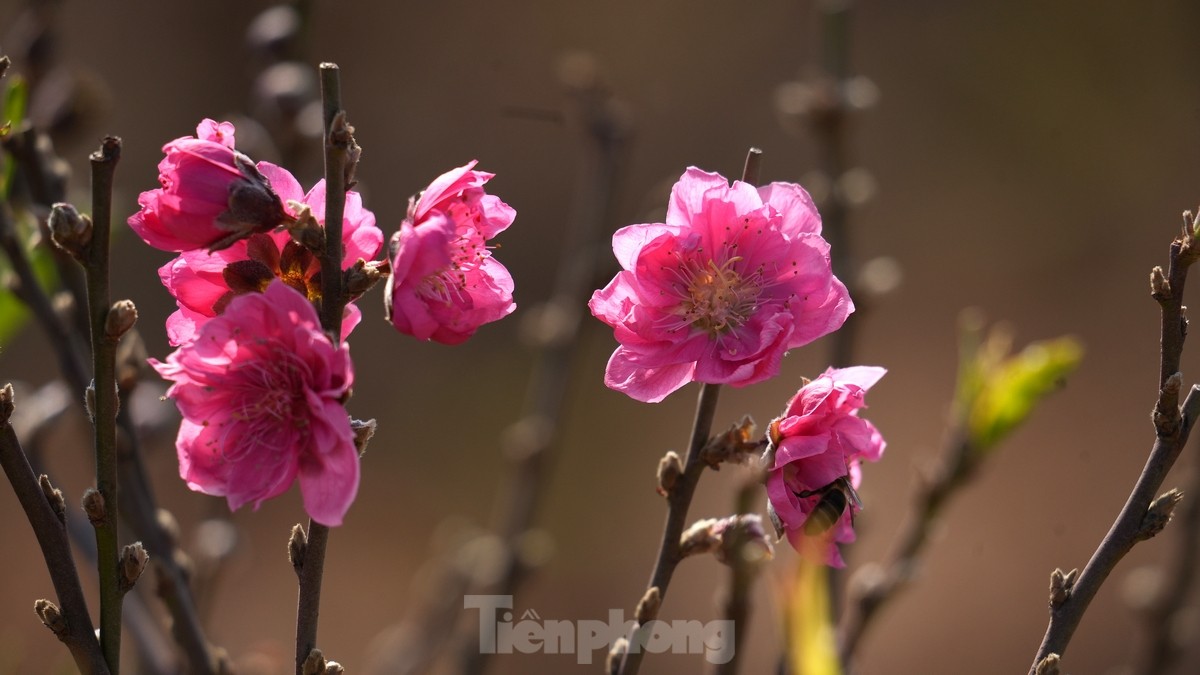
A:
[
  {"xmin": 785, "ymin": 545, "xmax": 843, "ymax": 675},
  {"xmin": 967, "ymin": 335, "xmax": 1084, "ymax": 452}
]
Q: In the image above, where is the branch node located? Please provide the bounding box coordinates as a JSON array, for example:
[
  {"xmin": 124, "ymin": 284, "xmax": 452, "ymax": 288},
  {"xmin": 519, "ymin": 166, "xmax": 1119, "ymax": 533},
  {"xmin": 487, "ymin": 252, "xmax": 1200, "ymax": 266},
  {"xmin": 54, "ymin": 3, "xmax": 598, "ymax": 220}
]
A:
[
  {"xmin": 1049, "ymin": 567, "xmax": 1078, "ymax": 608},
  {"xmin": 1035, "ymin": 653, "xmax": 1061, "ymax": 675}
]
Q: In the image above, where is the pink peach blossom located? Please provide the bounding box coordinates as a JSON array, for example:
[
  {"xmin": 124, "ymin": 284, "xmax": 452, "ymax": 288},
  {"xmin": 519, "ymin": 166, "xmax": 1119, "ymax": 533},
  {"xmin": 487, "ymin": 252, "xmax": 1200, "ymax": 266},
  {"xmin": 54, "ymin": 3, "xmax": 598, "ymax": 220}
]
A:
[
  {"xmin": 765, "ymin": 366, "xmax": 886, "ymax": 566},
  {"xmin": 128, "ymin": 119, "xmax": 291, "ymax": 252},
  {"xmin": 385, "ymin": 161, "xmax": 516, "ymax": 345},
  {"xmin": 588, "ymin": 167, "xmax": 853, "ymax": 403},
  {"xmin": 150, "ymin": 281, "xmax": 358, "ymax": 526},
  {"xmin": 159, "ymin": 162, "xmax": 382, "ymax": 345}
]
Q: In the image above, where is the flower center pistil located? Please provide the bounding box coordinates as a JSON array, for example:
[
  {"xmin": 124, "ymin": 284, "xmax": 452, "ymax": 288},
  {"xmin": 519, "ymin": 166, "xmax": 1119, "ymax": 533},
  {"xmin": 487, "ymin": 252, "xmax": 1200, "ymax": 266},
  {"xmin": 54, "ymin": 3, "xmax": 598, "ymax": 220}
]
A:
[{"xmin": 681, "ymin": 256, "xmax": 759, "ymax": 334}]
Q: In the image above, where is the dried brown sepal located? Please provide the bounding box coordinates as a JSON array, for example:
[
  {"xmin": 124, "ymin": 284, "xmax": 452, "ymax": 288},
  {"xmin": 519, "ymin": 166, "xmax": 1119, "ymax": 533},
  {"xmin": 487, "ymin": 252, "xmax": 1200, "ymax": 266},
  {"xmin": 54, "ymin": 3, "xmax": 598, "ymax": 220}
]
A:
[
  {"xmin": 81, "ymin": 487, "xmax": 105, "ymax": 526},
  {"xmin": 656, "ymin": 450, "xmax": 683, "ymax": 497},
  {"xmin": 34, "ymin": 599, "xmax": 67, "ymax": 638},
  {"xmin": 700, "ymin": 415, "xmax": 762, "ymax": 468},
  {"xmin": 343, "ymin": 258, "xmax": 387, "ymax": 298},
  {"xmin": 39, "ymin": 474, "xmax": 66, "ymax": 525},
  {"xmin": 606, "ymin": 637, "xmax": 629, "ymax": 675},
  {"xmin": 105, "ymin": 299, "xmax": 138, "ymax": 341},
  {"xmin": 119, "ymin": 542, "xmax": 150, "ymax": 593},
  {"xmin": 351, "ymin": 418, "xmax": 377, "ymax": 457},
  {"xmin": 302, "ymin": 648, "xmax": 327, "ymax": 675},
  {"xmin": 289, "ymin": 523, "xmax": 308, "ymax": 574},
  {"xmin": 330, "ymin": 111, "xmax": 360, "ymax": 189},
  {"xmin": 1035, "ymin": 653, "xmax": 1061, "ymax": 675},
  {"xmin": 285, "ymin": 201, "xmax": 326, "ymax": 256},
  {"xmin": 635, "ymin": 586, "xmax": 661, "ymax": 625},
  {"xmin": 47, "ymin": 202, "xmax": 92, "ymax": 262},
  {"xmin": 1136, "ymin": 488, "xmax": 1184, "ymax": 542}
]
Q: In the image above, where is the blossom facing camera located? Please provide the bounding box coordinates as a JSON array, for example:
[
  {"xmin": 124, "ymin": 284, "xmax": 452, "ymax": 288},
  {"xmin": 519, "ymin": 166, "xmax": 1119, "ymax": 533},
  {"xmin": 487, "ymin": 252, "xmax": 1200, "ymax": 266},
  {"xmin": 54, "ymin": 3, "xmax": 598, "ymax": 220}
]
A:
[
  {"xmin": 158, "ymin": 162, "xmax": 383, "ymax": 346},
  {"xmin": 150, "ymin": 281, "xmax": 358, "ymax": 526},
  {"xmin": 385, "ymin": 161, "xmax": 516, "ymax": 344},
  {"xmin": 764, "ymin": 366, "xmax": 886, "ymax": 566},
  {"xmin": 128, "ymin": 119, "xmax": 291, "ymax": 252},
  {"xmin": 589, "ymin": 167, "xmax": 853, "ymax": 403}
]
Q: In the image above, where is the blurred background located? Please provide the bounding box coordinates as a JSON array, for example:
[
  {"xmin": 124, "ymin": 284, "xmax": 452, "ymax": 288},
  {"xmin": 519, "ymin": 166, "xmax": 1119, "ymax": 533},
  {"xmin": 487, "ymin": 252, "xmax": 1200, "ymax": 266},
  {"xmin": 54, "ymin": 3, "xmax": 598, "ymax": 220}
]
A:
[{"xmin": 2, "ymin": 0, "xmax": 1200, "ymax": 673}]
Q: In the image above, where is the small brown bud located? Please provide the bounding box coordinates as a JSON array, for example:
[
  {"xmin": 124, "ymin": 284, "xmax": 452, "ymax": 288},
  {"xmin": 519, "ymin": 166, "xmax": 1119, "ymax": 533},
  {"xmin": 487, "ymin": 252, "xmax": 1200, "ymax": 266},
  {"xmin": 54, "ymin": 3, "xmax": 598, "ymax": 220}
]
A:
[
  {"xmin": 635, "ymin": 586, "xmax": 661, "ymax": 625},
  {"xmin": 656, "ymin": 451, "xmax": 683, "ymax": 497},
  {"xmin": 680, "ymin": 518, "xmax": 721, "ymax": 559},
  {"xmin": 700, "ymin": 416, "xmax": 761, "ymax": 467},
  {"xmin": 324, "ymin": 662, "xmax": 345, "ymax": 675},
  {"xmin": 0, "ymin": 382, "xmax": 14, "ymax": 425},
  {"xmin": 716, "ymin": 514, "xmax": 774, "ymax": 566},
  {"xmin": 289, "ymin": 523, "xmax": 308, "ymax": 574},
  {"xmin": 34, "ymin": 599, "xmax": 66, "ymax": 637},
  {"xmin": 606, "ymin": 637, "xmax": 629, "ymax": 675},
  {"xmin": 1151, "ymin": 266, "xmax": 1170, "ymax": 300},
  {"xmin": 1035, "ymin": 653, "xmax": 1061, "ymax": 675},
  {"xmin": 351, "ymin": 418, "xmax": 377, "ymax": 457},
  {"xmin": 1049, "ymin": 568, "xmax": 1077, "ymax": 608},
  {"xmin": 82, "ymin": 487, "xmax": 105, "ymax": 525},
  {"xmin": 47, "ymin": 202, "xmax": 93, "ymax": 261},
  {"xmin": 119, "ymin": 542, "xmax": 150, "ymax": 593},
  {"xmin": 302, "ymin": 648, "xmax": 327, "ymax": 675},
  {"xmin": 1136, "ymin": 489, "xmax": 1184, "ymax": 542},
  {"xmin": 39, "ymin": 475, "xmax": 66, "ymax": 525},
  {"xmin": 105, "ymin": 299, "xmax": 138, "ymax": 341}
]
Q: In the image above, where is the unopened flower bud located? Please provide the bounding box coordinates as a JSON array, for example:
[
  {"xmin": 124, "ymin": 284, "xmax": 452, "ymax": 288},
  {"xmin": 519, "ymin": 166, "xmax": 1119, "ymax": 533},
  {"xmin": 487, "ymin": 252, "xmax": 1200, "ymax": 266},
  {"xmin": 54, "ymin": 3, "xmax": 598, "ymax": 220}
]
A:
[
  {"xmin": 351, "ymin": 418, "xmax": 377, "ymax": 457},
  {"xmin": 48, "ymin": 202, "xmax": 92, "ymax": 261},
  {"xmin": 635, "ymin": 586, "xmax": 661, "ymax": 624},
  {"xmin": 285, "ymin": 201, "xmax": 326, "ymax": 255},
  {"xmin": 1137, "ymin": 489, "xmax": 1184, "ymax": 542},
  {"xmin": 606, "ymin": 637, "xmax": 628, "ymax": 675},
  {"xmin": 343, "ymin": 258, "xmax": 387, "ymax": 298},
  {"xmin": 656, "ymin": 451, "xmax": 683, "ymax": 497},
  {"xmin": 119, "ymin": 542, "xmax": 150, "ymax": 593},
  {"xmin": 39, "ymin": 475, "xmax": 66, "ymax": 525},
  {"xmin": 289, "ymin": 523, "xmax": 308, "ymax": 574},
  {"xmin": 715, "ymin": 514, "xmax": 774, "ymax": 566},
  {"xmin": 105, "ymin": 299, "xmax": 138, "ymax": 341},
  {"xmin": 84, "ymin": 379, "xmax": 120, "ymax": 422},
  {"xmin": 680, "ymin": 518, "xmax": 721, "ymax": 559},
  {"xmin": 34, "ymin": 599, "xmax": 66, "ymax": 636},
  {"xmin": 0, "ymin": 383, "xmax": 14, "ymax": 425},
  {"xmin": 82, "ymin": 487, "xmax": 105, "ymax": 525}
]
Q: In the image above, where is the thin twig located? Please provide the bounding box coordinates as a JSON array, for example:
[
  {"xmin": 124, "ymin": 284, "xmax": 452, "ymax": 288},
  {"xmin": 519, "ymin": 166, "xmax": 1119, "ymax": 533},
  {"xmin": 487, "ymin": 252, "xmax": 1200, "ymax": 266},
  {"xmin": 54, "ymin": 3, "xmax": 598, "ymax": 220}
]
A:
[
  {"xmin": 295, "ymin": 61, "xmax": 352, "ymax": 675},
  {"xmin": 0, "ymin": 386, "xmax": 110, "ymax": 675},
  {"xmin": 1137, "ymin": 444, "xmax": 1200, "ymax": 675},
  {"xmin": 1028, "ymin": 213, "xmax": 1200, "ymax": 672},
  {"xmin": 86, "ymin": 136, "xmax": 123, "ymax": 674}
]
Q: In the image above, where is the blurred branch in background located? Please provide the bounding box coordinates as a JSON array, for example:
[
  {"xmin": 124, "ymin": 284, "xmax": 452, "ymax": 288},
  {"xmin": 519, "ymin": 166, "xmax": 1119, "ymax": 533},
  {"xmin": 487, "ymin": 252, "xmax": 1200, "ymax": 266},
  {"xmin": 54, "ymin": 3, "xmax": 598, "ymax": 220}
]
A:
[
  {"xmin": 1030, "ymin": 214, "xmax": 1200, "ymax": 672},
  {"xmin": 360, "ymin": 52, "xmax": 632, "ymax": 675},
  {"xmin": 840, "ymin": 314, "xmax": 1082, "ymax": 668}
]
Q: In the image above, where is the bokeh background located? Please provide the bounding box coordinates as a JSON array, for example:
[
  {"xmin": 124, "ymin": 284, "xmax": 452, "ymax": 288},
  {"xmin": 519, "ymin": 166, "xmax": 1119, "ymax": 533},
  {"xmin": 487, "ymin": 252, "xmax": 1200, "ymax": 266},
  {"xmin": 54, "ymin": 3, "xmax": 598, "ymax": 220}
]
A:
[{"xmin": 2, "ymin": 1, "xmax": 1200, "ymax": 673}]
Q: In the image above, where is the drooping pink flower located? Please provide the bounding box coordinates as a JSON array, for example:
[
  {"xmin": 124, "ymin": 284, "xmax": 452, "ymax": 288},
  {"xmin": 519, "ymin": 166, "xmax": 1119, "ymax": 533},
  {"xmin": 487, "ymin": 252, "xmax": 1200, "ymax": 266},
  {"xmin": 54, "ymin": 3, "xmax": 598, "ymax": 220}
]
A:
[
  {"xmin": 159, "ymin": 162, "xmax": 383, "ymax": 346},
  {"xmin": 150, "ymin": 280, "xmax": 358, "ymax": 526},
  {"xmin": 588, "ymin": 167, "xmax": 853, "ymax": 403},
  {"xmin": 765, "ymin": 366, "xmax": 886, "ymax": 567},
  {"xmin": 385, "ymin": 161, "xmax": 516, "ymax": 345},
  {"xmin": 128, "ymin": 119, "xmax": 292, "ymax": 252}
]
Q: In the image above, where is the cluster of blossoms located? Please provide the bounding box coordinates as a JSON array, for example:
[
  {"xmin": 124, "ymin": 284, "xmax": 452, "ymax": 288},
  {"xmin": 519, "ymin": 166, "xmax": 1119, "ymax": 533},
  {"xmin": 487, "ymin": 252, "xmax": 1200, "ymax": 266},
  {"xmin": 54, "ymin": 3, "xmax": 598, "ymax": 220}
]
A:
[
  {"xmin": 590, "ymin": 167, "xmax": 885, "ymax": 564},
  {"xmin": 130, "ymin": 120, "xmax": 515, "ymax": 525}
]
